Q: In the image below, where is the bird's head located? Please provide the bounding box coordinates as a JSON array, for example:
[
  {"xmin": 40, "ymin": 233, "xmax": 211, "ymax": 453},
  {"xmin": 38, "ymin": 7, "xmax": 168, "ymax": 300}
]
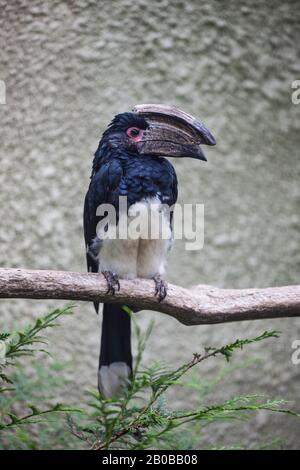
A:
[{"xmin": 96, "ymin": 103, "xmax": 216, "ymax": 164}]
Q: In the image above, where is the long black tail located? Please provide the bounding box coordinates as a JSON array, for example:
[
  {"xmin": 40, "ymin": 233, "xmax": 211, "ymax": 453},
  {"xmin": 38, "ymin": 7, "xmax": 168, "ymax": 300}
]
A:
[{"xmin": 98, "ymin": 303, "xmax": 132, "ymax": 397}]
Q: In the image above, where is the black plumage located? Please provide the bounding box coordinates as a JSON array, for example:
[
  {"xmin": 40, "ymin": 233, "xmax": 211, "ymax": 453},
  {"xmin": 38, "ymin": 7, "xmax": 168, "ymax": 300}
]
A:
[
  {"xmin": 84, "ymin": 112, "xmax": 177, "ymax": 397},
  {"xmin": 83, "ymin": 106, "xmax": 215, "ymax": 397},
  {"xmin": 84, "ymin": 112, "xmax": 178, "ymax": 276}
]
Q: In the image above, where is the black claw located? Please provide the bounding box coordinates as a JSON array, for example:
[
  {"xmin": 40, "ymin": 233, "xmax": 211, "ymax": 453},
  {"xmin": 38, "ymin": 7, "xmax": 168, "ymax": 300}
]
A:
[
  {"xmin": 152, "ymin": 274, "xmax": 168, "ymax": 302},
  {"xmin": 102, "ymin": 271, "xmax": 120, "ymax": 295}
]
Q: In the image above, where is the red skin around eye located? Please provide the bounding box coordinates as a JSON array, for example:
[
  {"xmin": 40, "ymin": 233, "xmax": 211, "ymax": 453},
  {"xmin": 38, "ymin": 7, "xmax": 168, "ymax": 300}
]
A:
[{"xmin": 126, "ymin": 127, "xmax": 144, "ymax": 142}]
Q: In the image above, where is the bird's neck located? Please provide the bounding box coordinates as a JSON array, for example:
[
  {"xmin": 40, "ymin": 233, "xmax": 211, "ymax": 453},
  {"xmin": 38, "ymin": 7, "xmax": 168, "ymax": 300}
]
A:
[{"xmin": 92, "ymin": 140, "xmax": 129, "ymax": 176}]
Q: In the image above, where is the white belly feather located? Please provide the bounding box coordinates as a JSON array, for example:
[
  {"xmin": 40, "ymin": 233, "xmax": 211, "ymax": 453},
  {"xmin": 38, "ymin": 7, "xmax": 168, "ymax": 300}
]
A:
[{"xmin": 98, "ymin": 198, "xmax": 172, "ymax": 279}]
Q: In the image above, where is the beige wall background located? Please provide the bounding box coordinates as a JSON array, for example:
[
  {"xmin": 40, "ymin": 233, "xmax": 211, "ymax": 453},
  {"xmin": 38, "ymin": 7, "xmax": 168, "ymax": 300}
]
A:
[{"xmin": 0, "ymin": 0, "xmax": 299, "ymax": 449}]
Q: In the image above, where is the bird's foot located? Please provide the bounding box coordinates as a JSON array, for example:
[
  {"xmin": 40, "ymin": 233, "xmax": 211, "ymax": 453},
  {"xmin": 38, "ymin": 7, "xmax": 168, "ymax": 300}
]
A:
[
  {"xmin": 152, "ymin": 273, "xmax": 168, "ymax": 302},
  {"xmin": 102, "ymin": 270, "xmax": 120, "ymax": 295}
]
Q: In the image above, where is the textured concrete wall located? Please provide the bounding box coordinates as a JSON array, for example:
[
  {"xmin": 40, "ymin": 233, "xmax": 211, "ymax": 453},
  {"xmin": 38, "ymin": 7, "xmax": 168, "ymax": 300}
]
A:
[{"xmin": 0, "ymin": 0, "xmax": 299, "ymax": 449}]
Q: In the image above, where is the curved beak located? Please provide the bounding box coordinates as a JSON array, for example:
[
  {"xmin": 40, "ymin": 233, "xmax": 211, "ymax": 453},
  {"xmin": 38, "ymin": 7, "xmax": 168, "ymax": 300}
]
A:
[{"xmin": 132, "ymin": 103, "xmax": 216, "ymax": 161}]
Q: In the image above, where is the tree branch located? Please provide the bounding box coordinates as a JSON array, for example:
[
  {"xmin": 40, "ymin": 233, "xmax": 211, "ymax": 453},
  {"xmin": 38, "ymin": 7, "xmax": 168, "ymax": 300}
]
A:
[{"xmin": 0, "ymin": 268, "xmax": 299, "ymax": 326}]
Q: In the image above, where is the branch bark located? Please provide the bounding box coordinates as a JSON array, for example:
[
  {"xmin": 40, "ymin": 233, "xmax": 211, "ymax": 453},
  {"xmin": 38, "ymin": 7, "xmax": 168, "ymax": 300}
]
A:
[{"xmin": 0, "ymin": 268, "xmax": 299, "ymax": 326}]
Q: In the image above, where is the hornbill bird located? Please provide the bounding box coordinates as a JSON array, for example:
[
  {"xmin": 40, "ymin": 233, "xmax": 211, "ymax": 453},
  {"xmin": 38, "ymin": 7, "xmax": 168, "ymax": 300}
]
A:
[{"xmin": 84, "ymin": 104, "xmax": 216, "ymax": 397}]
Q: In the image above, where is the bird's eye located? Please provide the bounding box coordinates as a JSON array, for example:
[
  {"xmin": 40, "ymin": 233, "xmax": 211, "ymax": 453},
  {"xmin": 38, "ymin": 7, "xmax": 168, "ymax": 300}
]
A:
[{"xmin": 127, "ymin": 127, "xmax": 140, "ymax": 138}]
